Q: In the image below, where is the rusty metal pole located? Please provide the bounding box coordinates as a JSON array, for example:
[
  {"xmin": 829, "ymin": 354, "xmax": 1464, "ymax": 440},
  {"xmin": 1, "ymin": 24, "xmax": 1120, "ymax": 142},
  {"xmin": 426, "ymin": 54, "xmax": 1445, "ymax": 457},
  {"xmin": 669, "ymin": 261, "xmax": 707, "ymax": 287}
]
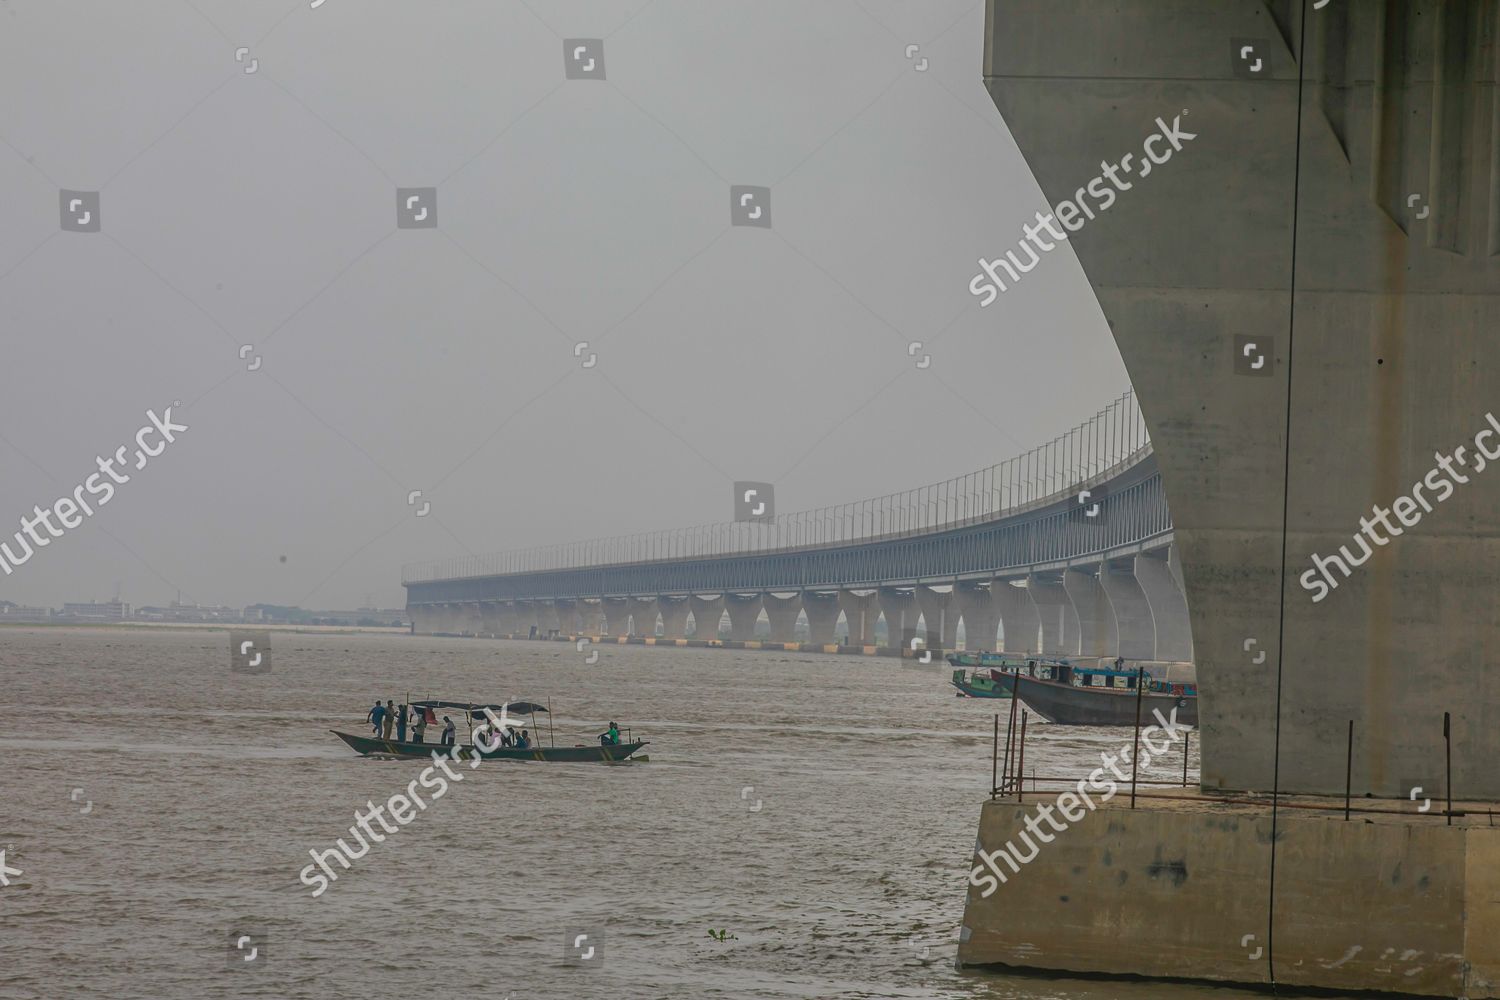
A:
[
  {"xmin": 1344, "ymin": 720, "xmax": 1353, "ymax": 821},
  {"xmin": 991, "ymin": 712, "xmax": 999, "ymax": 797},
  {"xmin": 1017, "ymin": 710, "xmax": 1028, "ymax": 804},
  {"xmin": 1444, "ymin": 712, "xmax": 1452, "ymax": 827},
  {"xmin": 1129, "ymin": 664, "xmax": 1145, "ymax": 808},
  {"xmin": 1183, "ymin": 729, "xmax": 1191, "ymax": 788}
]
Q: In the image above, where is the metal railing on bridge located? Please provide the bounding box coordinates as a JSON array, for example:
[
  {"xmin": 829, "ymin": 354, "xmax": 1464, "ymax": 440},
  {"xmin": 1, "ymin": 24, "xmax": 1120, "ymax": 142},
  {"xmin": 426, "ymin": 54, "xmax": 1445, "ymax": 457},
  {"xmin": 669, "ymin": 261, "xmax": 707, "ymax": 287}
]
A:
[{"xmin": 403, "ymin": 389, "xmax": 1148, "ymax": 585}]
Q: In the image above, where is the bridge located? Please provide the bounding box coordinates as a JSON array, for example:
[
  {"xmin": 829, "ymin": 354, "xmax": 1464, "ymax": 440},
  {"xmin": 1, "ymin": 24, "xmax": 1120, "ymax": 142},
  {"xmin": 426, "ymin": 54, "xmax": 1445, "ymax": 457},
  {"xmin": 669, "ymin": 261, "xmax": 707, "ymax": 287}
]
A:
[{"xmin": 403, "ymin": 389, "xmax": 1193, "ymax": 662}]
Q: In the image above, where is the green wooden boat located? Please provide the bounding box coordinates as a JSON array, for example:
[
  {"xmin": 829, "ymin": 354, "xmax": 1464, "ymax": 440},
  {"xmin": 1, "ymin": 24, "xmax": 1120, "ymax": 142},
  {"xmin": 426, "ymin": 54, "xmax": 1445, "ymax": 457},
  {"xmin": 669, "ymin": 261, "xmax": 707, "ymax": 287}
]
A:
[{"xmin": 950, "ymin": 656, "xmax": 1067, "ymax": 698}]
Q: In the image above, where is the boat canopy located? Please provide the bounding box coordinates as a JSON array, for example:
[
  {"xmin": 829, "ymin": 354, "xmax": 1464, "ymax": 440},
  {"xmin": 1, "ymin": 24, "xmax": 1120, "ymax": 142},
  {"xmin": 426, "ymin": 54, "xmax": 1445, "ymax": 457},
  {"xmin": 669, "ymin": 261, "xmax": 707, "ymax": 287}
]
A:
[{"xmin": 411, "ymin": 699, "xmax": 549, "ymax": 716}]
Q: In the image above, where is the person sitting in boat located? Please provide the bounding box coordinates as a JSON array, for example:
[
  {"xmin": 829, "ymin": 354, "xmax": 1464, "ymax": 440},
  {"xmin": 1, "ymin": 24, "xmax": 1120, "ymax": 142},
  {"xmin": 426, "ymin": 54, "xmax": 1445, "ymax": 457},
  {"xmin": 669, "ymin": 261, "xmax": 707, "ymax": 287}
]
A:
[
  {"xmin": 440, "ymin": 716, "xmax": 456, "ymax": 746},
  {"xmin": 598, "ymin": 721, "xmax": 620, "ymax": 746},
  {"xmin": 515, "ymin": 728, "xmax": 530, "ymax": 749},
  {"xmin": 367, "ymin": 700, "xmax": 385, "ymax": 736},
  {"xmin": 498, "ymin": 727, "xmax": 513, "ymax": 748}
]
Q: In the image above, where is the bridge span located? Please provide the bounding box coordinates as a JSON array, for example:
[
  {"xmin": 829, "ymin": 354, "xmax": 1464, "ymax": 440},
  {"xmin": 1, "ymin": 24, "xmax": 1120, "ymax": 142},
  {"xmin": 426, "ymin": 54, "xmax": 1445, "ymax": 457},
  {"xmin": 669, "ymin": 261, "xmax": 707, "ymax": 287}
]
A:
[{"xmin": 403, "ymin": 391, "xmax": 1193, "ymax": 662}]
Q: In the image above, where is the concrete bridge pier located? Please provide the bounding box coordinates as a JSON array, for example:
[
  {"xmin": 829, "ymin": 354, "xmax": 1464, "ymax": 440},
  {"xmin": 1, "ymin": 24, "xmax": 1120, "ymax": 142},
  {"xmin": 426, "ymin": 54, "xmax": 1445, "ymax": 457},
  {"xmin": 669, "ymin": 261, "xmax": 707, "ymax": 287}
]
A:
[
  {"xmin": 916, "ymin": 586, "xmax": 957, "ymax": 649},
  {"xmin": 1026, "ymin": 575, "xmax": 1078, "ymax": 656},
  {"xmin": 451, "ymin": 602, "xmax": 481, "ymax": 635},
  {"xmin": 762, "ymin": 592, "xmax": 803, "ymax": 643},
  {"xmin": 838, "ymin": 590, "xmax": 878, "ymax": 645},
  {"xmin": 1134, "ymin": 549, "xmax": 1192, "ymax": 662},
  {"xmin": 955, "ymin": 581, "xmax": 1000, "ymax": 652},
  {"xmin": 657, "ymin": 596, "xmax": 690, "ymax": 639},
  {"xmin": 629, "ymin": 597, "xmax": 659, "ymax": 637},
  {"xmin": 534, "ymin": 601, "xmax": 561, "ymax": 634},
  {"xmin": 878, "ymin": 587, "xmax": 919, "ymax": 650},
  {"xmin": 552, "ymin": 599, "xmax": 581, "ymax": 634},
  {"xmin": 993, "ymin": 581, "xmax": 1039, "ymax": 654},
  {"xmin": 802, "ymin": 590, "xmax": 841, "ymax": 644},
  {"xmin": 1064, "ymin": 568, "xmax": 1118, "ymax": 659},
  {"xmin": 723, "ymin": 593, "xmax": 763, "ymax": 641},
  {"xmin": 575, "ymin": 599, "xmax": 605, "ymax": 635},
  {"xmin": 602, "ymin": 597, "xmax": 633, "ymax": 636},
  {"xmin": 687, "ymin": 595, "xmax": 724, "ymax": 639},
  {"xmin": 1099, "ymin": 559, "xmax": 1156, "ymax": 662},
  {"xmin": 478, "ymin": 600, "xmax": 505, "ymax": 636}
]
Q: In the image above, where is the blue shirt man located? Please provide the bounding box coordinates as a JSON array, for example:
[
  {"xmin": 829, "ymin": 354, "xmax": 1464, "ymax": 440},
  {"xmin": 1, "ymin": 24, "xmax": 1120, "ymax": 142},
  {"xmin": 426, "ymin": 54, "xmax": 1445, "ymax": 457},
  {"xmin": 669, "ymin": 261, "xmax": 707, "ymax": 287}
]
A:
[{"xmin": 367, "ymin": 701, "xmax": 385, "ymax": 735}]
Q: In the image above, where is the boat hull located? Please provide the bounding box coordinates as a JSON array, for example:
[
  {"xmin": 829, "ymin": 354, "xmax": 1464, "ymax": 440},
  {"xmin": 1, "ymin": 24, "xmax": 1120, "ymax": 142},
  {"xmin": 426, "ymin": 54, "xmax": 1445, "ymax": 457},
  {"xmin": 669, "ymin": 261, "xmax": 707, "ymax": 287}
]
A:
[
  {"xmin": 951, "ymin": 674, "xmax": 1016, "ymax": 698},
  {"xmin": 1010, "ymin": 677, "xmax": 1198, "ymax": 727},
  {"xmin": 332, "ymin": 730, "xmax": 647, "ymax": 762}
]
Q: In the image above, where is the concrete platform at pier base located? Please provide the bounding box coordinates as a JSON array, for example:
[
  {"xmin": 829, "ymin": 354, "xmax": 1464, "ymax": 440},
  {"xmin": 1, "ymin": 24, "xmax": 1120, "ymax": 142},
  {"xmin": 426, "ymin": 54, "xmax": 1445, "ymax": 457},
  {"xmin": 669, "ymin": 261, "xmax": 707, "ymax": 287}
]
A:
[{"xmin": 958, "ymin": 790, "xmax": 1500, "ymax": 997}]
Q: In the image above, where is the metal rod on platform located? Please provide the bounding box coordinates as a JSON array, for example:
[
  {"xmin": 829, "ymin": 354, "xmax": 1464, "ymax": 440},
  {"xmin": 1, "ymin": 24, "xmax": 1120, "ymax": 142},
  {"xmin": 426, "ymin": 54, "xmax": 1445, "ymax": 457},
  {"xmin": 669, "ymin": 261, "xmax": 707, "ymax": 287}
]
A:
[
  {"xmin": 1004, "ymin": 673, "xmax": 1021, "ymax": 792},
  {"xmin": 1129, "ymin": 664, "xmax": 1145, "ymax": 808},
  {"xmin": 548, "ymin": 698, "xmax": 555, "ymax": 748},
  {"xmin": 991, "ymin": 713, "xmax": 999, "ymax": 798},
  {"xmin": 1344, "ymin": 719, "xmax": 1353, "ymax": 821},
  {"xmin": 1016, "ymin": 710, "xmax": 1028, "ymax": 803},
  {"xmin": 1444, "ymin": 711, "xmax": 1452, "ymax": 826},
  {"xmin": 1183, "ymin": 729, "xmax": 1191, "ymax": 788}
]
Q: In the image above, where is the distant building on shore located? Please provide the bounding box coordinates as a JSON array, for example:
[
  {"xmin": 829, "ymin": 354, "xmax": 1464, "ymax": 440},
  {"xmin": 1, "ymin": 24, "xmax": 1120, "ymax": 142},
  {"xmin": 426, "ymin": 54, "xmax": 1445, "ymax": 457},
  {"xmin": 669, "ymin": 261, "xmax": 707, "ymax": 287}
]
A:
[
  {"xmin": 60, "ymin": 601, "xmax": 131, "ymax": 620},
  {"xmin": 0, "ymin": 601, "xmax": 52, "ymax": 621}
]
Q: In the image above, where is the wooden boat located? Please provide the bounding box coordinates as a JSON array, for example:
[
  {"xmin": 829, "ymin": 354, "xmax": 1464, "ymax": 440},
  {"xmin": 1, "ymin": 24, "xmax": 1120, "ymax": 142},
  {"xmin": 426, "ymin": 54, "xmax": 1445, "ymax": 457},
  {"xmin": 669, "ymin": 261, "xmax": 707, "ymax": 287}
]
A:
[
  {"xmin": 334, "ymin": 698, "xmax": 648, "ymax": 762},
  {"xmin": 331, "ymin": 729, "xmax": 647, "ymax": 762},
  {"xmin": 950, "ymin": 656, "xmax": 1067, "ymax": 698},
  {"xmin": 1009, "ymin": 662, "xmax": 1198, "ymax": 727},
  {"xmin": 947, "ymin": 651, "xmax": 1031, "ymax": 669}
]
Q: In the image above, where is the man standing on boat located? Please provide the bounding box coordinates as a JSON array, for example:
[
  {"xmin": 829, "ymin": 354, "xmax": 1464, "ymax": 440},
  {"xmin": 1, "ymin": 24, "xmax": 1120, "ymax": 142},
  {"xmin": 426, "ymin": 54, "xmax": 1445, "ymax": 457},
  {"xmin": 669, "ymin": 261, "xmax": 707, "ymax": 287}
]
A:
[
  {"xmin": 382, "ymin": 700, "xmax": 396, "ymax": 740},
  {"xmin": 411, "ymin": 707, "xmax": 427, "ymax": 743},
  {"xmin": 395, "ymin": 703, "xmax": 408, "ymax": 743},
  {"xmin": 367, "ymin": 700, "xmax": 385, "ymax": 736},
  {"xmin": 440, "ymin": 715, "xmax": 456, "ymax": 746}
]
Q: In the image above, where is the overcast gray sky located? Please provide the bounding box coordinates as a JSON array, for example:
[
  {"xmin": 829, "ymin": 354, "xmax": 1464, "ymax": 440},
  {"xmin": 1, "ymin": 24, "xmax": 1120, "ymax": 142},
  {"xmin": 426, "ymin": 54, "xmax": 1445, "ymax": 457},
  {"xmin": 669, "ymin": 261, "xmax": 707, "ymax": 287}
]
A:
[{"xmin": 0, "ymin": 0, "xmax": 1126, "ymax": 610}]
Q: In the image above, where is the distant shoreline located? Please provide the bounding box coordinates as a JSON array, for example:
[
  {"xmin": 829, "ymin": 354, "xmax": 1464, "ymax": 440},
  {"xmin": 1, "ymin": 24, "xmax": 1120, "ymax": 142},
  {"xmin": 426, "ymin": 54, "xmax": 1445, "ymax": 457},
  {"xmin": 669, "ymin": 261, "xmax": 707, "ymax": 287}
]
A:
[{"xmin": 0, "ymin": 621, "xmax": 411, "ymax": 635}]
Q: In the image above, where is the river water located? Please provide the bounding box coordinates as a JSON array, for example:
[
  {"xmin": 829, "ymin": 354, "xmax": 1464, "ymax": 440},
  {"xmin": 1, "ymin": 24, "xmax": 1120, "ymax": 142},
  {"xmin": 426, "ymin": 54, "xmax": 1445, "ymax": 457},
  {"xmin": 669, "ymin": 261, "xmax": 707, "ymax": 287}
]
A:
[{"xmin": 1, "ymin": 626, "xmax": 1265, "ymax": 1000}]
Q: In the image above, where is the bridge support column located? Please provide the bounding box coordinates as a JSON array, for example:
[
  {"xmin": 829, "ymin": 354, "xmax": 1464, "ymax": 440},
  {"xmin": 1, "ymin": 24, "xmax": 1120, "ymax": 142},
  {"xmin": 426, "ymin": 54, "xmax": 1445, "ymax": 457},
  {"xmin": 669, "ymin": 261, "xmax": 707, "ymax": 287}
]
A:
[
  {"xmin": 802, "ymin": 591, "xmax": 840, "ymax": 645},
  {"xmin": 761, "ymin": 593, "xmax": 803, "ymax": 643},
  {"xmin": 451, "ymin": 603, "xmax": 481, "ymax": 635},
  {"xmin": 1063, "ymin": 567, "xmax": 1117, "ymax": 659},
  {"xmin": 512, "ymin": 602, "xmax": 541, "ymax": 635},
  {"xmin": 1135, "ymin": 548, "xmax": 1193, "ymax": 662},
  {"xmin": 1026, "ymin": 575, "xmax": 1078, "ymax": 656},
  {"xmin": 552, "ymin": 599, "xmax": 581, "ymax": 634},
  {"xmin": 994, "ymin": 582, "xmax": 1039, "ymax": 653},
  {"xmin": 576, "ymin": 600, "xmax": 605, "ymax": 635},
  {"xmin": 497, "ymin": 602, "xmax": 524, "ymax": 635},
  {"xmin": 534, "ymin": 601, "xmax": 561, "ymax": 634},
  {"xmin": 602, "ymin": 598, "xmax": 632, "ymax": 635},
  {"xmin": 1099, "ymin": 559, "xmax": 1155, "ymax": 662},
  {"xmin": 657, "ymin": 597, "xmax": 690, "ymax": 639},
  {"xmin": 916, "ymin": 586, "xmax": 957, "ymax": 650},
  {"xmin": 478, "ymin": 601, "xmax": 504, "ymax": 636},
  {"xmin": 878, "ymin": 587, "xmax": 919, "ymax": 650},
  {"xmin": 409, "ymin": 604, "xmax": 437, "ymax": 634},
  {"xmin": 838, "ymin": 590, "xmax": 878, "ymax": 645},
  {"xmin": 631, "ymin": 598, "xmax": 659, "ymax": 637},
  {"xmin": 723, "ymin": 593, "xmax": 763, "ymax": 641},
  {"xmin": 955, "ymin": 582, "xmax": 1000, "ymax": 651},
  {"xmin": 688, "ymin": 595, "xmax": 725, "ymax": 639}
]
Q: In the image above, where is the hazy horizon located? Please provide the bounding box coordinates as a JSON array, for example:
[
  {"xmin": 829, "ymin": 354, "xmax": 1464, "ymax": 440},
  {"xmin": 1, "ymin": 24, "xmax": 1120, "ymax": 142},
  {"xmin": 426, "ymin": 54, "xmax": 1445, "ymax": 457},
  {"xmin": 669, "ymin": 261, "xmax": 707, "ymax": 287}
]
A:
[{"xmin": 0, "ymin": 0, "xmax": 1126, "ymax": 610}]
